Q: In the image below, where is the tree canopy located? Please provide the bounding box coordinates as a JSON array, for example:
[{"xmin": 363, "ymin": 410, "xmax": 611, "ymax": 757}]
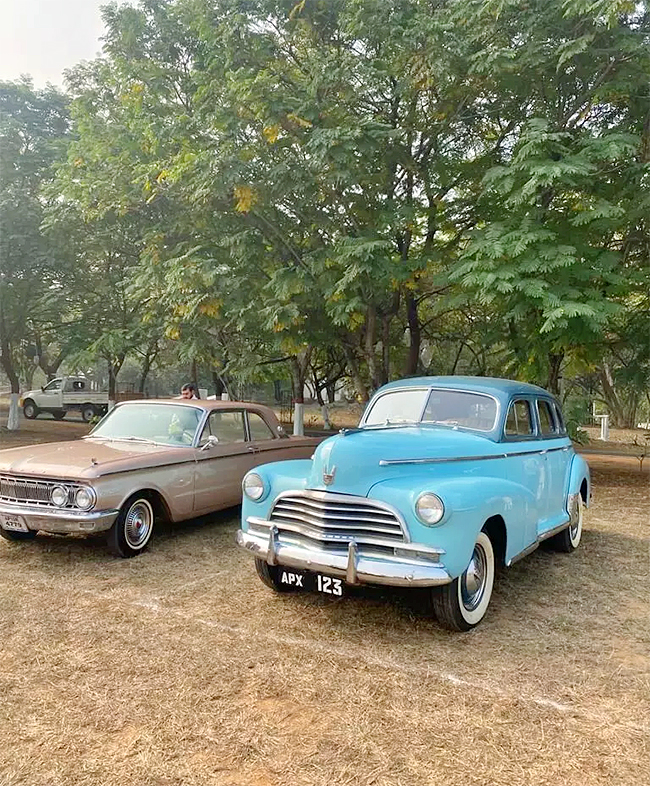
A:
[{"xmin": 1, "ymin": 0, "xmax": 648, "ymax": 427}]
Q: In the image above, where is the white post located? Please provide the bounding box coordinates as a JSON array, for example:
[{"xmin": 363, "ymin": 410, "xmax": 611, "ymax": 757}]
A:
[
  {"xmin": 7, "ymin": 393, "xmax": 19, "ymax": 430},
  {"xmin": 599, "ymin": 414, "xmax": 609, "ymax": 441},
  {"xmin": 321, "ymin": 404, "xmax": 332, "ymax": 430},
  {"xmin": 293, "ymin": 402, "xmax": 304, "ymax": 436},
  {"xmin": 221, "ymin": 391, "xmax": 229, "ymax": 401}
]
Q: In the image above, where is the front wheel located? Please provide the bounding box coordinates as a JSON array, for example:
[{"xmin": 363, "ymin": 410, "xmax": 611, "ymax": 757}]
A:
[
  {"xmin": 23, "ymin": 400, "xmax": 39, "ymax": 419},
  {"xmin": 0, "ymin": 528, "xmax": 37, "ymax": 542},
  {"xmin": 107, "ymin": 495, "xmax": 155, "ymax": 558},
  {"xmin": 81, "ymin": 404, "xmax": 96, "ymax": 422},
  {"xmin": 431, "ymin": 530, "xmax": 495, "ymax": 631},
  {"xmin": 255, "ymin": 558, "xmax": 299, "ymax": 592},
  {"xmin": 549, "ymin": 496, "xmax": 584, "ymax": 552}
]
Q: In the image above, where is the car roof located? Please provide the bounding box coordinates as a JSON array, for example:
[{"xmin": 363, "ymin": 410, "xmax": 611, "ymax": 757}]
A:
[
  {"xmin": 113, "ymin": 399, "xmax": 272, "ymax": 411},
  {"xmin": 377, "ymin": 376, "xmax": 552, "ymax": 400}
]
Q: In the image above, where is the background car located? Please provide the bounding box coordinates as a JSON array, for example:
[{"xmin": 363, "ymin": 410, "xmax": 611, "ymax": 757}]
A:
[
  {"xmin": 0, "ymin": 399, "xmax": 320, "ymax": 557},
  {"xmin": 238, "ymin": 377, "xmax": 591, "ymax": 631}
]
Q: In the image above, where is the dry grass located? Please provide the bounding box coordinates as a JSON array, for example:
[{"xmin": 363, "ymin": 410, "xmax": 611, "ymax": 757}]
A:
[{"xmin": 0, "ymin": 417, "xmax": 648, "ymax": 785}]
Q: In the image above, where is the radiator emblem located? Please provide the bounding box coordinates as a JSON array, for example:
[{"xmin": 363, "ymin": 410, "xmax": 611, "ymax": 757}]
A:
[{"xmin": 323, "ymin": 465, "xmax": 336, "ymax": 485}]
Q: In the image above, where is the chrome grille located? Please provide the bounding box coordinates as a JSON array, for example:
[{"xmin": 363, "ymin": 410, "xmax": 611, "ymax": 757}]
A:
[
  {"xmin": 0, "ymin": 474, "xmax": 75, "ymax": 509},
  {"xmin": 269, "ymin": 491, "xmax": 406, "ymax": 546}
]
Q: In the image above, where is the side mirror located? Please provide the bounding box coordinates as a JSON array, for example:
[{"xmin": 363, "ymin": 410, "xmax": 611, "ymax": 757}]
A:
[{"xmin": 200, "ymin": 435, "xmax": 219, "ymax": 451}]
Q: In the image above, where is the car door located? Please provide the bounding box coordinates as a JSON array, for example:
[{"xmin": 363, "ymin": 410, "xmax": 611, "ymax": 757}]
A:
[
  {"xmin": 245, "ymin": 409, "xmax": 309, "ymax": 464},
  {"xmin": 503, "ymin": 397, "xmax": 545, "ymax": 554},
  {"xmin": 536, "ymin": 398, "xmax": 572, "ymax": 533},
  {"xmin": 40, "ymin": 378, "xmax": 63, "ymax": 410},
  {"xmin": 193, "ymin": 409, "xmax": 255, "ymax": 514}
]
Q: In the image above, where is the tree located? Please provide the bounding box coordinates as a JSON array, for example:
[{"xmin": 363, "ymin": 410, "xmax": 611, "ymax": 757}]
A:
[{"xmin": 0, "ymin": 79, "xmax": 69, "ymax": 428}]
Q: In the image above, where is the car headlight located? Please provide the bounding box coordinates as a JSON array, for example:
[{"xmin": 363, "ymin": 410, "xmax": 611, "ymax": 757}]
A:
[
  {"xmin": 74, "ymin": 487, "xmax": 96, "ymax": 510},
  {"xmin": 415, "ymin": 492, "xmax": 445, "ymax": 526},
  {"xmin": 50, "ymin": 485, "xmax": 69, "ymax": 507},
  {"xmin": 243, "ymin": 472, "xmax": 266, "ymax": 501}
]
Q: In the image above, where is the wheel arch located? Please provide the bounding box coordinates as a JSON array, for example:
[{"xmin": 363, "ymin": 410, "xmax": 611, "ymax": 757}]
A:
[
  {"xmin": 120, "ymin": 488, "xmax": 172, "ymax": 523},
  {"xmin": 482, "ymin": 515, "xmax": 507, "ymax": 567}
]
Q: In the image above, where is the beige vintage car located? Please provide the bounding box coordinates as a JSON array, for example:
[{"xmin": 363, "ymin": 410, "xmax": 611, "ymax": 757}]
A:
[{"xmin": 0, "ymin": 399, "xmax": 320, "ymax": 557}]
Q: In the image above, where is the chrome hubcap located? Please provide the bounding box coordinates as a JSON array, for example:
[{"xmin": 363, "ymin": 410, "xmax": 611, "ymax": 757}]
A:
[
  {"xmin": 569, "ymin": 499, "xmax": 582, "ymax": 543},
  {"xmin": 124, "ymin": 501, "xmax": 152, "ymax": 549},
  {"xmin": 461, "ymin": 544, "xmax": 487, "ymax": 611}
]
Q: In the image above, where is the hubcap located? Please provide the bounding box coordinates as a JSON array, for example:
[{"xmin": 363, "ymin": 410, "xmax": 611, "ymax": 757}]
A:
[
  {"xmin": 124, "ymin": 501, "xmax": 153, "ymax": 549},
  {"xmin": 569, "ymin": 501, "xmax": 582, "ymax": 543},
  {"xmin": 461, "ymin": 543, "xmax": 487, "ymax": 611}
]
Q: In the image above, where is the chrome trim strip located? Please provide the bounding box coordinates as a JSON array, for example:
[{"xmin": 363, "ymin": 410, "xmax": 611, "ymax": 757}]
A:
[
  {"xmin": 506, "ymin": 541, "xmax": 539, "ymax": 566},
  {"xmin": 379, "ymin": 444, "xmax": 570, "ymax": 466},
  {"xmin": 506, "ymin": 511, "xmax": 572, "ymax": 565},
  {"xmin": 537, "ymin": 517, "xmax": 571, "ymax": 542}
]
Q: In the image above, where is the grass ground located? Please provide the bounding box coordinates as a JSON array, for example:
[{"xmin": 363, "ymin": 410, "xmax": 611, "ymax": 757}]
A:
[{"xmin": 0, "ymin": 409, "xmax": 648, "ymax": 785}]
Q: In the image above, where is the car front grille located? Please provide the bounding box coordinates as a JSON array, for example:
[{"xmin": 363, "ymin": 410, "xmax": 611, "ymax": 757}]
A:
[
  {"xmin": 0, "ymin": 474, "xmax": 79, "ymax": 509},
  {"xmin": 269, "ymin": 491, "xmax": 407, "ymax": 548}
]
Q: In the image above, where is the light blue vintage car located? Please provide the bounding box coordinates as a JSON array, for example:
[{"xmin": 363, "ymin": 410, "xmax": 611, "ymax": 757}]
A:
[{"xmin": 237, "ymin": 377, "xmax": 590, "ymax": 630}]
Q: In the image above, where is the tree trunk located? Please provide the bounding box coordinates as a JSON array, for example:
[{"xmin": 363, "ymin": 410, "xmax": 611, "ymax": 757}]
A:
[
  {"xmin": 291, "ymin": 348, "xmax": 312, "ymax": 435},
  {"xmin": 546, "ymin": 351, "xmax": 564, "ymax": 396},
  {"xmin": 0, "ymin": 316, "xmax": 21, "ymax": 430},
  {"xmin": 363, "ymin": 304, "xmax": 379, "ymax": 389},
  {"xmin": 212, "ymin": 370, "xmax": 225, "ymax": 399},
  {"xmin": 599, "ymin": 362, "xmax": 626, "ymax": 427},
  {"xmin": 342, "ymin": 343, "xmax": 369, "ymax": 402},
  {"xmin": 405, "ymin": 293, "xmax": 421, "ymax": 376},
  {"xmin": 35, "ymin": 334, "xmax": 64, "ymax": 381},
  {"xmin": 138, "ymin": 355, "xmax": 152, "ymax": 394}
]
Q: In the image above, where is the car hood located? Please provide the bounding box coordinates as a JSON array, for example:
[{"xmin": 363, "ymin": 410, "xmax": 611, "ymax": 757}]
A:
[
  {"xmin": 306, "ymin": 426, "xmax": 497, "ymax": 496},
  {"xmin": 0, "ymin": 438, "xmax": 192, "ymax": 481}
]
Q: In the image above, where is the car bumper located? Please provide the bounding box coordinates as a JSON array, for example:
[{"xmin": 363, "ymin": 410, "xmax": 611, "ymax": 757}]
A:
[
  {"xmin": 0, "ymin": 502, "xmax": 119, "ymax": 535},
  {"xmin": 237, "ymin": 517, "xmax": 452, "ymax": 588}
]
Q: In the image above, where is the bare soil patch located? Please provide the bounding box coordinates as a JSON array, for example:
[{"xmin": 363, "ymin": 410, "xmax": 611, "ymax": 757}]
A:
[{"xmin": 0, "ymin": 414, "xmax": 648, "ymax": 785}]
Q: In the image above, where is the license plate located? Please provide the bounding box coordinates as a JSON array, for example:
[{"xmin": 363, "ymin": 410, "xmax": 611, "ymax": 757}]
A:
[
  {"xmin": 279, "ymin": 569, "xmax": 344, "ymax": 597},
  {"xmin": 0, "ymin": 514, "xmax": 29, "ymax": 533}
]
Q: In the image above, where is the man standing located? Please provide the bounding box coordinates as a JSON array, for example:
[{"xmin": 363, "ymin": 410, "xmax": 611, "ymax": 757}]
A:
[{"xmin": 179, "ymin": 383, "xmax": 199, "ymax": 399}]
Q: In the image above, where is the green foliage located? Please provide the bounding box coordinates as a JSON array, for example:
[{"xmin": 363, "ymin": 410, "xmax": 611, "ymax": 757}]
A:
[{"xmin": 2, "ymin": 0, "xmax": 646, "ymax": 410}]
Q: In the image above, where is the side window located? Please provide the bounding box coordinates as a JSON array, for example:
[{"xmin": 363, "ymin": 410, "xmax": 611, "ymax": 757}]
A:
[
  {"xmin": 538, "ymin": 400, "xmax": 557, "ymax": 436},
  {"xmin": 248, "ymin": 412, "xmax": 275, "ymax": 441},
  {"xmin": 505, "ymin": 400, "xmax": 533, "ymax": 437},
  {"xmin": 44, "ymin": 379, "xmax": 62, "ymax": 392},
  {"xmin": 552, "ymin": 402, "xmax": 566, "ymax": 434},
  {"xmin": 208, "ymin": 411, "xmax": 246, "ymax": 444}
]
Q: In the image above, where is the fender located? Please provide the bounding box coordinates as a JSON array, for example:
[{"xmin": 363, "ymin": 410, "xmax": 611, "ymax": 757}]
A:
[
  {"xmin": 368, "ymin": 475, "xmax": 534, "ymax": 577},
  {"xmin": 568, "ymin": 454, "xmax": 590, "ymax": 506},
  {"xmin": 241, "ymin": 459, "xmax": 312, "ymax": 524}
]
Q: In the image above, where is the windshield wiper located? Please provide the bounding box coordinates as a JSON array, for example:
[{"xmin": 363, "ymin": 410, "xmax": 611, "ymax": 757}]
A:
[{"xmin": 342, "ymin": 421, "xmax": 417, "ymax": 435}]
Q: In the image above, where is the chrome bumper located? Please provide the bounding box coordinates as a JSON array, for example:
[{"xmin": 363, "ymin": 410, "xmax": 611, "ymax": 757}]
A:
[
  {"xmin": 0, "ymin": 502, "xmax": 119, "ymax": 534},
  {"xmin": 237, "ymin": 517, "xmax": 452, "ymax": 588}
]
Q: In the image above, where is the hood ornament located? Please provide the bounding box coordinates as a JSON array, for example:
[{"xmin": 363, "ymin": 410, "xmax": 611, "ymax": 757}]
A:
[{"xmin": 323, "ymin": 465, "xmax": 336, "ymax": 485}]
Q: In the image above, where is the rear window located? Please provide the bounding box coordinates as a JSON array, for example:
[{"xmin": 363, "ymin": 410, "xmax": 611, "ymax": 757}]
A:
[
  {"xmin": 538, "ymin": 400, "xmax": 558, "ymax": 436},
  {"xmin": 505, "ymin": 400, "xmax": 533, "ymax": 437}
]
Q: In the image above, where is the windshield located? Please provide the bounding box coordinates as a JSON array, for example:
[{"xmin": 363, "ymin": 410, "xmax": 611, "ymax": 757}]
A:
[
  {"xmin": 89, "ymin": 403, "xmax": 203, "ymax": 446},
  {"xmin": 363, "ymin": 389, "xmax": 429, "ymax": 425},
  {"xmin": 364, "ymin": 388, "xmax": 497, "ymax": 432}
]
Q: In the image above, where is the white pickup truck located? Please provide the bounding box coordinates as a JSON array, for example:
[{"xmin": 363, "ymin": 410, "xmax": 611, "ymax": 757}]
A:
[{"xmin": 20, "ymin": 377, "xmax": 109, "ymax": 422}]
